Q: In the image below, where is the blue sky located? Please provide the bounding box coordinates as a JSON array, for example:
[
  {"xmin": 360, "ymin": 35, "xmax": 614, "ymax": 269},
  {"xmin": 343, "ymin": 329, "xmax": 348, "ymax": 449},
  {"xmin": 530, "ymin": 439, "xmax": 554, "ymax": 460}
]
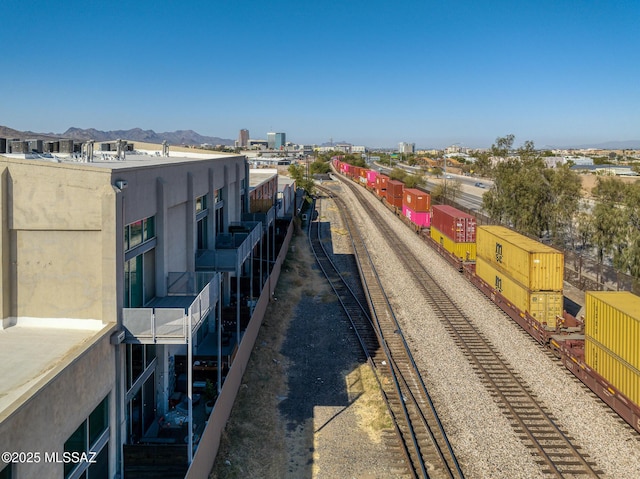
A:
[{"xmin": 2, "ymin": 0, "xmax": 639, "ymax": 149}]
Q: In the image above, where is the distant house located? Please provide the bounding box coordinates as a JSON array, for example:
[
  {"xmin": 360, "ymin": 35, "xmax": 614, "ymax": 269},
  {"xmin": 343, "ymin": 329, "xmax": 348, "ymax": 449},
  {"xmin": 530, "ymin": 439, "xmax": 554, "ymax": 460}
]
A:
[{"xmin": 570, "ymin": 164, "xmax": 638, "ymax": 176}]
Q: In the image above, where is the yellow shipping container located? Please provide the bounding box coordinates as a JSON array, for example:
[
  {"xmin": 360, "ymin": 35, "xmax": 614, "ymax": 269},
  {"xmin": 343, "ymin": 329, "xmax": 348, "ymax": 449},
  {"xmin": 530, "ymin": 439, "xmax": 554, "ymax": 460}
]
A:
[
  {"xmin": 476, "ymin": 257, "xmax": 562, "ymax": 328},
  {"xmin": 476, "ymin": 225, "xmax": 564, "ymax": 291},
  {"xmin": 585, "ymin": 338, "xmax": 640, "ymax": 409},
  {"xmin": 585, "ymin": 291, "xmax": 640, "ymax": 371},
  {"xmin": 430, "ymin": 226, "xmax": 476, "ymax": 261}
]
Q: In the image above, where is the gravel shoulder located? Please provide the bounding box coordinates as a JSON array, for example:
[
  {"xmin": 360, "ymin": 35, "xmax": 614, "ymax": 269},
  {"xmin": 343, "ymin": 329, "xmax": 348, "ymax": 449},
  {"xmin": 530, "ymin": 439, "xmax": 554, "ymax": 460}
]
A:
[{"xmin": 211, "ymin": 178, "xmax": 640, "ymax": 479}]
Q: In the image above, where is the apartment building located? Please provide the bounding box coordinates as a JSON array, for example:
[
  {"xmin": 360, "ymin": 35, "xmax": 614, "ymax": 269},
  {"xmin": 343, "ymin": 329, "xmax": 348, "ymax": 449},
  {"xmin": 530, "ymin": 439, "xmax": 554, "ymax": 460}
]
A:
[{"xmin": 0, "ymin": 146, "xmax": 262, "ymax": 478}]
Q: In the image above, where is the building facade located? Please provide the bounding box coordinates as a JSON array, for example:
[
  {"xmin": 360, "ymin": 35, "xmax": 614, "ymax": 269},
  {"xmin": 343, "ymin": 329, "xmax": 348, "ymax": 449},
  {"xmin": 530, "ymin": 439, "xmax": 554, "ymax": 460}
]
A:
[
  {"xmin": 237, "ymin": 129, "xmax": 249, "ymax": 148},
  {"xmin": 0, "ymin": 146, "xmax": 255, "ymax": 478}
]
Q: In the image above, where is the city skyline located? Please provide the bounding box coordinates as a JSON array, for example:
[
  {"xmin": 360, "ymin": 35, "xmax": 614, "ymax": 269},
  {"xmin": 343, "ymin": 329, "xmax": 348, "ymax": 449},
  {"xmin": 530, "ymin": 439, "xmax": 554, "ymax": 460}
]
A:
[{"xmin": 2, "ymin": 1, "xmax": 639, "ymax": 149}]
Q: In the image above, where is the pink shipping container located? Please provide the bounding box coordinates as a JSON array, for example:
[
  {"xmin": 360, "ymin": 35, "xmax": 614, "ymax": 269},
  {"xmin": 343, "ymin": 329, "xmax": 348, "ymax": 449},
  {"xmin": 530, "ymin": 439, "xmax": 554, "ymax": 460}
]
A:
[
  {"xmin": 366, "ymin": 169, "xmax": 378, "ymax": 188},
  {"xmin": 386, "ymin": 179, "xmax": 404, "ymax": 198},
  {"xmin": 403, "ymin": 188, "xmax": 431, "ymax": 212},
  {"xmin": 343, "ymin": 163, "xmax": 353, "ymax": 175},
  {"xmin": 403, "ymin": 205, "xmax": 431, "ymax": 228},
  {"xmin": 431, "ymin": 204, "xmax": 477, "ymax": 243}
]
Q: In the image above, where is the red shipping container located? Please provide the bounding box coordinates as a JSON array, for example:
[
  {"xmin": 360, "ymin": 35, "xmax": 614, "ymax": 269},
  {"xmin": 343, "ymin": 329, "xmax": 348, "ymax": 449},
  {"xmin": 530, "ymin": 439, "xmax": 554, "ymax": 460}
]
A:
[
  {"xmin": 431, "ymin": 204, "xmax": 477, "ymax": 243},
  {"xmin": 376, "ymin": 174, "xmax": 389, "ymax": 190},
  {"xmin": 386, "ymin": 194, "xmax": 403, "ymax": 208},
  {"xmin": 386, "ymin": 179, "xmax": 404, "ymax": 197},
  {"xmin": 403, "ymin": 206, "xmax": 431, "ymax": 228},
  {"xmin": 403, "ymin": 188, "xmax": 431, "ymax": 212}
]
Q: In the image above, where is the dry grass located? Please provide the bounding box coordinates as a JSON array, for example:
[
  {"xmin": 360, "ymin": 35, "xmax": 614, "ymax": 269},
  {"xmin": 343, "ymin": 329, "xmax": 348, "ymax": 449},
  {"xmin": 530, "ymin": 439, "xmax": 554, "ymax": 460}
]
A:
[
  {"xmin": 209, "ymin": 232, "xmax": 323, "ymax": 478},
  {"xmin": 344, "ymin": 364, "xmax": 393, "ymax": 441}
]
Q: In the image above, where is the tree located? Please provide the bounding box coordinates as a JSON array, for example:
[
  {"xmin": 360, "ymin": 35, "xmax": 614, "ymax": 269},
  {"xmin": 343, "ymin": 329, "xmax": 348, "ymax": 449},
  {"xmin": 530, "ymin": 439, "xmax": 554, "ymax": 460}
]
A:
[
  {"xmin": 482, "ymin": 137, "xmax": 581, "ymax": 239},
  {"xmin": 402, "ymin": 174, "xmax": 425, "ymax": 189},
  {"xmin": 491, "ymin": 134, "xmax": 515, "ymax": 158},
  {"xmin": 590, "ymin": 177, "xmax": 627, "ymax": 280},
  {"xmin": 288, "ymin": 164, "xmax": 315, "ymax": 196},
  {"xmin": 472, "ymin": 150, "xmax": 493, "ymax": 177},
  {"xmin": 309, "ymin": 160, "xmax": 330, "ymax": 175}
]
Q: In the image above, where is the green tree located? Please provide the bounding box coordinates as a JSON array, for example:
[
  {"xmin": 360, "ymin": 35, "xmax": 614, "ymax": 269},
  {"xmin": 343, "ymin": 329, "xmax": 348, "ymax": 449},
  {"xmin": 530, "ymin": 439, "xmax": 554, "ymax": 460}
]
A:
[
  {"xmin": 309, "ymin": 160, "xmax": 331, "ymax": 175},
  {"xmin": 591, "ymin": 177, "xmax": 627, "ymax": 278},
  {"xmin": 491, "ymin": 134, "xmax": 515, "ymax": 158},
  {"xmin": 288, "ymin": 164, "xmax": 315, "ymax": 196},
  {"xmin": 402, "ymin": 174, "xmax": 425, "ymax": 188},
  {"xmin": 471, "ymin": 150, "xmax": 493, "ymax": 177}
]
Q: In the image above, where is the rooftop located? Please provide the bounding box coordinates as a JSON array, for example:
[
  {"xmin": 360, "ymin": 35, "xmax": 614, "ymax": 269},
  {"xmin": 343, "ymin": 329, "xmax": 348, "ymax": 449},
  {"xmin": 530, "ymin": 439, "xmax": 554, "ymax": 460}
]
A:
[
  {"xmin": 248, "ymin": 168, "xmax": 278, "ymax": 188},
  {"xmin": 0, "ymin": 319, "xmax": 112, "ymax": 421},
  {"xmin": 0, "ymin": 145, "xmax": 241, "ymax": 171}
]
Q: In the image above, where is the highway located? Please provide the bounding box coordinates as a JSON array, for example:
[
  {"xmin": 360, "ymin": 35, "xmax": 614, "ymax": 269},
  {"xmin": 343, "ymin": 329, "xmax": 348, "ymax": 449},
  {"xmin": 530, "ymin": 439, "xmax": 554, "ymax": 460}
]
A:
[{"xmin": 374, "ymin": 163, "xmax": 490, "ymax": 212}]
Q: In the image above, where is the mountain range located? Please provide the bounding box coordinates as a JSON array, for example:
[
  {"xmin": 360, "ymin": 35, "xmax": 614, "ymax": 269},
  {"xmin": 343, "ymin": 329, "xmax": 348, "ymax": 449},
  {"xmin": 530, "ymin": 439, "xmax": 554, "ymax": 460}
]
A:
[{"xmin": 0, "ymin": 125, "xmax": 235, "ymax": 146}]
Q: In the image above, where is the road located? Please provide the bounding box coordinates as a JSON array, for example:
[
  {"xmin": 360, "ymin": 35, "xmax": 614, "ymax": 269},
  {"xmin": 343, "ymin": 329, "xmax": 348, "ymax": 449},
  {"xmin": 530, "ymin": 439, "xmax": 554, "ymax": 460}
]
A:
[{"xmin": 374, "ymin": 163, "xmax": 489, "ymax": 212}]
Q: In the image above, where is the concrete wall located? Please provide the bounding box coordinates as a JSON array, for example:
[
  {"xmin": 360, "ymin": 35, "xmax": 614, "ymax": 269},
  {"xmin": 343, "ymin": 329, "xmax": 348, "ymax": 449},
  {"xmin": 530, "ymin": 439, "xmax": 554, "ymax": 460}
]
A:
[
  {"xmin": 0, "ymin": 327, "xmax": 117, "ymax": 478},
  {"xmin": 0, "ymin": 160, "xmax": 116, "ymax": 323},
  {"xmin": 185, "ymin": 218, "xmax": 294, "ymax": 479},
  {"xmin": 0, "ymin": 154, "xmax": 247, "ymax": 324}
]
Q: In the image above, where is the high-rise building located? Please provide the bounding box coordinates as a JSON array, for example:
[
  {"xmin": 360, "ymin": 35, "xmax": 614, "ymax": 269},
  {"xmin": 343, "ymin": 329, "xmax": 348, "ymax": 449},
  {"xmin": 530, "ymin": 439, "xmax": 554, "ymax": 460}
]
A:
[
  {"xmin": 238, "ymin": 129, "xmax": 249, "ymax": 148},
  {"xmin": 399, "ymin": 142, "xmax": 415, "ymax": 154},
  {"xmin": 267, "ymin": 132, "xmax": 286, "ymax": 150}
]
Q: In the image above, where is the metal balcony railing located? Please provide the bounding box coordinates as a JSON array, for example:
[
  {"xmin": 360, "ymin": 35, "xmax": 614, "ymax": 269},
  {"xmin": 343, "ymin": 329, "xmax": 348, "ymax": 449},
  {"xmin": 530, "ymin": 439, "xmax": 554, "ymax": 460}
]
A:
[
  {"xmin": 196, "ymin": 221, "xmax": 262, "ymax": 272},
  {"xmin": 122, "ymin": 272, "xmax": 220, "ymax": 344}
]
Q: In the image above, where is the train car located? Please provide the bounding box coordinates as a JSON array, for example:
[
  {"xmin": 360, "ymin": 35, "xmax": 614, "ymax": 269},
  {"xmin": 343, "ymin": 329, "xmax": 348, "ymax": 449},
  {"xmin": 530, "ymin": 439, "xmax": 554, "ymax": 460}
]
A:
[
  {"xmin": 366, "ymin": 169, "xmax": 378, "ymax": 189},
  {"xmin": 386, "ymin": 180, "xmax": 404, "ymax": 209},
  {"xmin": 475, "ymin": 257, "xmax": 563, "ymax": 328},
  {"xmin": 431, "ymin": 205, "xmax": 476, "ymax": 243},
  {"xmin": 403, "ymin": 188, "xmax": 431, "ymax": 213},
  {"xmin": 376, "ymin": 174, "xmax": 389, "ymax": 198},
  {"xmin": 585, "ymin": 291, "xmax": 640, "ymax": 371},
  {"xmin": 476, "ymin": 225, "xmax": 564, "ymax": 292},
  {"xmin": 327, "ymin": 162, "xmax": 640, "ymax": 434},
  {"xmin": 402, "ymin": 206, "xmax": 430, "ymax": 230},
  {"xmin": 430, "ymin": 227, "xmax": 476, "ymax": 264}
]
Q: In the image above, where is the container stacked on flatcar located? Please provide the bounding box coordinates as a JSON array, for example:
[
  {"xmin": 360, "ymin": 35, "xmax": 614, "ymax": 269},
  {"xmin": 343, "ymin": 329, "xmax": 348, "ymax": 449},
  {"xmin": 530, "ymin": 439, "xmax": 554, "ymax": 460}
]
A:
[
  {"xmin": 327, "ymin": 163, "xmax": 640, "ymax": 433},
  {"xmin": 386, "ymin": 179, "xmax": 404, "ymax": 209},
  {"xmin": 475, "ymin": 225, "xmax": 564, "ymax": 329},
  {"xmin": 358, "ymin": 167, "xmax": 368, "ymax": 187},
  {"xmin": 584, "ymin": 291, "xmax": 640, "ymax": 407},
  {"xmin": 376, "ymin": 174, "xmax": 389, "ymax": 198},
  {"xmin": 402, "ymin": 188, "xmax": 431, "ymax": 228},
  {"xmin": 366, "ymin": 169, "xmax": 378, "ymax": 190},
  {"xmin": 429, "ymin": 205, "xmax": 477, "ymax": 262}
]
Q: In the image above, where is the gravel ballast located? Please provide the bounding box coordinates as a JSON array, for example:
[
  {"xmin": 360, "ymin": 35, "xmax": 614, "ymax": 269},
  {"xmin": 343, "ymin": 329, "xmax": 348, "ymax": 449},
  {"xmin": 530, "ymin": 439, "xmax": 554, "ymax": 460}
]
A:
[
  {"xmin": 336, "ymin": 178, "xmax": 640, "ymax": 479},
  {"xmin": 212, "ymin": 179, "xmax": 640, "ymax": 479}
]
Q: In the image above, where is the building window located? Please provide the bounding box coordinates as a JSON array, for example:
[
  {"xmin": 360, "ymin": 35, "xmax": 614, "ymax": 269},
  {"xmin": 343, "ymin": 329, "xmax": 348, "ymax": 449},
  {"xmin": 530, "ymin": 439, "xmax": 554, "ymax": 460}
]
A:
[
  {"xmin": 0, "ymin": 463, "xmax": 12, "ymax": 479},
  {"xmin": 64, "ymin": 396, "xmax": 109, "ymax": 479},
  {"xmin": 126, "ymin": 344, "xmax": 158, "ymax": 389},
  {"xmin": 124, "ymin": 216, "xmax": 155, "ymax": 252},
  {"xmin": 124, "ymin": 248, "xmax": 155, "ymax": 308},
  {"xmin": 196, "ymin": 195, "xmax": 207, "ymax": 213}
]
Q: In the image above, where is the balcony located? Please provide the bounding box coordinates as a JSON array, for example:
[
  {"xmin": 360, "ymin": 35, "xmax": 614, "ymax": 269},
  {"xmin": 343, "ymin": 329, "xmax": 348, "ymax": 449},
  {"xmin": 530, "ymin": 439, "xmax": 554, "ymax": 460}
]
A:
[
  {"xmin": 195, "ymin": 221, "xmax": 262, "ymax": 272},
  {"xmin": 122, "ymin": 272, "xmax": 220, "ymax": 344}
]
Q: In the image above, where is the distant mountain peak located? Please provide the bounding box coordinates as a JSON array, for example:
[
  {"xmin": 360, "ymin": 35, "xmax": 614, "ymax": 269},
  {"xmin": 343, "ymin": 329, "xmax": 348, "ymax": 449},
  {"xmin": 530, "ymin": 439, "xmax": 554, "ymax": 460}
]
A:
[{"xmin": 0, "ymin": 125, "xmax": 234, "ymax": 146}]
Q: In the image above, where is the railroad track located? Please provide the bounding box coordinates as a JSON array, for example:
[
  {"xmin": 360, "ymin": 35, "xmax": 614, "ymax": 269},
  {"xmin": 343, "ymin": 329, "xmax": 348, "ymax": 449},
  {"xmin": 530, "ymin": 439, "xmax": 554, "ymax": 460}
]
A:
[
  {"xmin": 334, "ymin": 174, "xmax": 604, "ymax": 478},
  {"xmin": 310, "ymin": 187, "xmax": 463, "ymax": 479}
]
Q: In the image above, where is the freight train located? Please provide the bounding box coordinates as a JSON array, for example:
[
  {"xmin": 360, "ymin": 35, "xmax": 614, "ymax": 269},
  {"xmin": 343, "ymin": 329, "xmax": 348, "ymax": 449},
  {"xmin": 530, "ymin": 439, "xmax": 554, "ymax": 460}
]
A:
[{"xmin": 331, "ymin": 157, "xmax": 640, "ymax": 435}]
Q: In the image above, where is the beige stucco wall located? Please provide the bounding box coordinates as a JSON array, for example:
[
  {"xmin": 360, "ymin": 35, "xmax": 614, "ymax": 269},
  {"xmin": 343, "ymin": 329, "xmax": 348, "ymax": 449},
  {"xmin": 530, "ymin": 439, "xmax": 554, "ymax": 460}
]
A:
[
  {"xmin": 0, "ymin": 327, "xmax": 116, "ymax": 478},
  {"xmin": 0, "ymin": 159, "xmax": 117, "ymax": 322}
]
